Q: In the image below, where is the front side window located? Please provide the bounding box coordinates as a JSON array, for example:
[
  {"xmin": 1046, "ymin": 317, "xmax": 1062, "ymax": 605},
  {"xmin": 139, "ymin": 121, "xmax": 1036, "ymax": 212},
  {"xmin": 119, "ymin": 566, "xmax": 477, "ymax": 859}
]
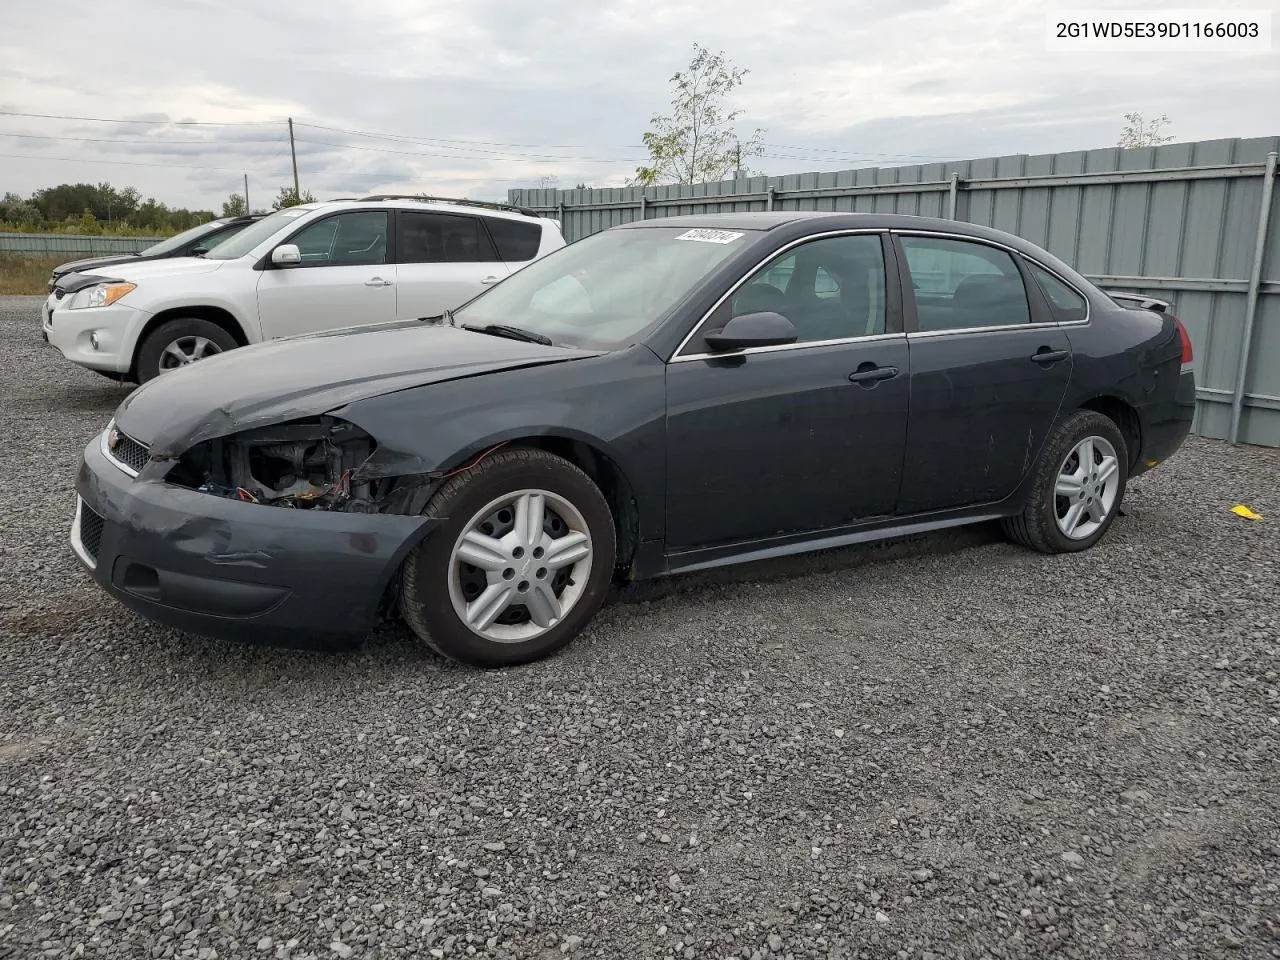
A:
[
  {"xmin": 1028, "ymin": 262, "xmax": 1088, "ymax": 322},
  {"xmin": 203, "ymin": 206, "xmax": 317, "ymax": 260},
  {"xmin": 705, "ymin": 233, "xmax": 886, "ymax": 346},
  {"xmin": 288, "ymin": 212, "xmax": 388, "ymax": 267},
  {"xmin": 453, "ymin": 226, "xmax": 754, "ymax": 349},
  {"xmin": 397, "ymin": 212, "xmax": 499, "ymax": 264},
  {"xmin": 900, "ymin": 236, "xmax": 1030, "ymax": 332}
]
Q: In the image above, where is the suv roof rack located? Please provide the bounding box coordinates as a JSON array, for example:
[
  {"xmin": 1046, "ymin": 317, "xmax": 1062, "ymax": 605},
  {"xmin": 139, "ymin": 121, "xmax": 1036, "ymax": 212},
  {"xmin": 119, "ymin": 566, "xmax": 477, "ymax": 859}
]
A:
[{"xmin": 357, "ymin": 194, "xmax": 539, "ymax": 218}]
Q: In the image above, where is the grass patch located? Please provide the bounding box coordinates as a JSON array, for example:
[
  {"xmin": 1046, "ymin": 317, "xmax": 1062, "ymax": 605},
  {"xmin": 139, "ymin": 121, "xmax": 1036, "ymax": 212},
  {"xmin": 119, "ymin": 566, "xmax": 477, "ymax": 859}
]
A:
[{"xmin": 0, "ymin": 254, "xmax": 60, "ymax": 296}]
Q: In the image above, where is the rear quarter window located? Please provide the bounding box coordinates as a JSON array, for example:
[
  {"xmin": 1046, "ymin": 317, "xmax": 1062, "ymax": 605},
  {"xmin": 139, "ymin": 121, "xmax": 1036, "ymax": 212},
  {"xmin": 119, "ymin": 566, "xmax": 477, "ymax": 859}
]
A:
[
  {"xmin": 484, "ymin": 217, "xmax": 542, "ymax": 262},
  {"xmin": 1028, "ymin": 262, "xmax": 1088, "ymax": 322}
]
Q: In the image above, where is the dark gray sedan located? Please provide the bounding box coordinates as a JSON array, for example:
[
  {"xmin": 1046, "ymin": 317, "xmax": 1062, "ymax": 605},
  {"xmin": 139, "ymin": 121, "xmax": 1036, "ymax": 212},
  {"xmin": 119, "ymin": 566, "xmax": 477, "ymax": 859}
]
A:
[{"xmin": 72, "ymin": 212, "xmax": 1195, "ymax": 666}]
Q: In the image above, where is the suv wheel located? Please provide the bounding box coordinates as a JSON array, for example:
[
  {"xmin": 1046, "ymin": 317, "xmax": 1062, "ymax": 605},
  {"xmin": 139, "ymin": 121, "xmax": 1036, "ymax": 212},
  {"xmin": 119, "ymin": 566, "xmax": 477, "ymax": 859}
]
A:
[{"xmin": 136, "ymin": 318, "xmax": 238, "ymax": 382}]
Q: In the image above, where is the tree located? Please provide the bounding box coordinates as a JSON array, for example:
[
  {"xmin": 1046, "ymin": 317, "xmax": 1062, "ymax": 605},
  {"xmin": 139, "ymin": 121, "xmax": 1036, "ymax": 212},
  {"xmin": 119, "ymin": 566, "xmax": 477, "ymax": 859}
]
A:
[
  {"xmin": 1118, "ymin": 112, "xmax": 1174, "ymax": 149},
  {"xmin": 221, "ymin": 193, "xmax": 248, "ymax": 217},
  {"xmin": 272, "ymin": 186, "xmax": 317, "ymax": 210},
  {"xmin": 535, "ymin": 175, "xmax": 559, "ymax": 190},
  {"xmin": 632, "ymin": 43, "xmax": 764, "ymax": 186}
]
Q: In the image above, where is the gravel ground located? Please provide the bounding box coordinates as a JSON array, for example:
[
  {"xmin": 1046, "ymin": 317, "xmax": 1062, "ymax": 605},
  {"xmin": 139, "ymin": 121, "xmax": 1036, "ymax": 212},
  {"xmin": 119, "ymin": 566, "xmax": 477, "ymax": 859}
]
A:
[{"xmin": 1, "ymin": 294, "xmax": 1277, "ymax": 960}]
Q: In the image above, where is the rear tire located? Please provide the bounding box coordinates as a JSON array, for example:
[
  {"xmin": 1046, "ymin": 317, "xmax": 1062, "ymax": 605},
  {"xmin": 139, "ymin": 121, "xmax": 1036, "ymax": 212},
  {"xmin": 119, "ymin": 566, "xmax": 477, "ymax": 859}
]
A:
[
  {"xmin": 1002, "ymin": 410, "xmax": 1129, "ymax": 554},
  {"xmin": 136, "ymin": 318, "xmax": 238, "ymax": 383},
  {"xmin": 400, "ymin": 448, "xmax": 615, "ymax": 667}
]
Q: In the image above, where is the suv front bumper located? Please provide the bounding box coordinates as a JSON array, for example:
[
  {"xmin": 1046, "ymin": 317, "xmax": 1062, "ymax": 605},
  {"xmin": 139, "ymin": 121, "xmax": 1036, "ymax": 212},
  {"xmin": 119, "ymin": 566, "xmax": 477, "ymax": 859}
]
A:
[{"xmin": 46, "ymin": 300, "xmax": 150, "ymax": 374}]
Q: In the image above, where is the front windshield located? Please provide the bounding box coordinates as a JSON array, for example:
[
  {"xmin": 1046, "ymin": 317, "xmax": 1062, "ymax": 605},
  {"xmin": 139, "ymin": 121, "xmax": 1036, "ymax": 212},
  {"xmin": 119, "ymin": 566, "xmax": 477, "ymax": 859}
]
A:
[
  {"xmin": 454, "ymin": 226, "xmax": 756, "ymax": 348},
  {"xmin": 138, "ymin": 219, "xmax": 225, "ymax": 257},
  {"xmin": 203, "ymin": 207, "xmax": 313, "ymax": 260}
]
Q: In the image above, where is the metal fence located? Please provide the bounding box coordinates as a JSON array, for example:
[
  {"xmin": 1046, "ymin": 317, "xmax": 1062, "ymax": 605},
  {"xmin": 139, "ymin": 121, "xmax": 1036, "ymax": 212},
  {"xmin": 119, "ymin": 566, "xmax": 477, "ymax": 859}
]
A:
[
  {"xmin": 510, "ymin": 136, "xmax": 1280, "ymax": 448},
  {"xmin": 0, "ymin": 233, "xmax": 163, "ymax": 256}
]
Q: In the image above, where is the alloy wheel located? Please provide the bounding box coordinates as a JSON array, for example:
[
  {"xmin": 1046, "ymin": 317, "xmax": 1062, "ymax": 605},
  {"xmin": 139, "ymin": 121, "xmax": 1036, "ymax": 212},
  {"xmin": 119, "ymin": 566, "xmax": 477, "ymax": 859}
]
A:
[
  {"xmin": 447, "ymin": 489, "xmax": 593, "ymax": 643},
  {"xmin": 159, "ymin": 335, "xmax": 222, "ymax": 370},
  {"xmin": 1054, "ymin": 435, "xmax": 1121, "ymax": 540}
]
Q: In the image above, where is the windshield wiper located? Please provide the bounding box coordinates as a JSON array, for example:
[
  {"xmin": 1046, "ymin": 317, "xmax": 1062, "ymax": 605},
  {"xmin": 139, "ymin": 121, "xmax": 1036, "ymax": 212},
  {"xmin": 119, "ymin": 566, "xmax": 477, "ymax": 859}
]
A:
[{"xmin": 462, "ymin": 323, "xmax": 553, "ymax": 346}]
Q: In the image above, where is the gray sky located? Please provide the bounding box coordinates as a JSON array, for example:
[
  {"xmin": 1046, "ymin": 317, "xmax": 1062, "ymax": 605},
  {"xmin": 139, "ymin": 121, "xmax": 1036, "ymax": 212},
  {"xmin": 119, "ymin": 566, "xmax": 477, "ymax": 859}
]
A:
[{"xmin": 1, "ymin": 0, "xmax": 1276, "ymax": 211}]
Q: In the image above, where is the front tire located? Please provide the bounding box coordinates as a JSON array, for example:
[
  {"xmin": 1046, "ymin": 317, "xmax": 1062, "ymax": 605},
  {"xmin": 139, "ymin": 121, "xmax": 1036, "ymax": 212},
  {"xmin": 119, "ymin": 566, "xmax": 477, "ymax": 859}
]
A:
[
  {"xmin": 1002, "ymin": 410, "xmax": 1129, "ymax": 554},
  {"xmin": 136, "ymin": 318, "xmax": 238, "ymax": 383},
  {"xmin": 400, "ymin": 448, "xmax": 616, "ymax": 667}
]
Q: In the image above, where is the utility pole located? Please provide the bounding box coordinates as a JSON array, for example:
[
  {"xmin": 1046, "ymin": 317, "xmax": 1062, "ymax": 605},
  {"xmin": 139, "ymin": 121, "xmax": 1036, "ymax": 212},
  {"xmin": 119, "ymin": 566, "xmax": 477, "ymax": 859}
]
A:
[
  {"xmin": 243, "ymin": 173, "xmax": 250, "ymax": 214},
  {"xmin": 734, "ymin": 141, "xmax": 742, "ymax": 181},
  {"xmin": 288, "ymin": 117, "xmax": 300, "ymax": 199}
]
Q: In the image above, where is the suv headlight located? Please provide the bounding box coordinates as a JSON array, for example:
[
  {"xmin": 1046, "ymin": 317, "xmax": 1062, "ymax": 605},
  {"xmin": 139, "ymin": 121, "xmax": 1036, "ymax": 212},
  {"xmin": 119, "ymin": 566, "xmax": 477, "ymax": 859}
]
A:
[{"xmin": 68, "ymin": 282, "xmax": 136, "ymax": 310}]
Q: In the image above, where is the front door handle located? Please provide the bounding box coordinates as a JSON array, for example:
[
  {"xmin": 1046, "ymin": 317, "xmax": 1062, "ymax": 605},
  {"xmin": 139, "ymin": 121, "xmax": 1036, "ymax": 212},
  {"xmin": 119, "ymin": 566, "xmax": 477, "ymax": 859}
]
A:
[
  {"xmin": 849, "ymin": 364, "xmax": 899, "ymax": 385},
  {"xmin": 1031, "ymin": 347, "xmax": 1069, "ymax": 365},
  {"xmin": 364, "ymin": 277, "xmax": 393, "ymax": 287},
  {"xmin": 480, "ymin": 275, "xmax": 502, "ymax": 285}
]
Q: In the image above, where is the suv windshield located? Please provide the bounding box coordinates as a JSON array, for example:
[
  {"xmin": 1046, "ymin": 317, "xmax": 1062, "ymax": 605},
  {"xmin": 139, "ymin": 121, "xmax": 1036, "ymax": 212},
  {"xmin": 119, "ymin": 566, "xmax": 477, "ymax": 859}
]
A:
[
  {"xmin": 454, "ymin": 226, "xmax": 754, "ymax": 348},
  {"xmin": 203, "ymin": 207, "xmax": 313, "ymax": 260},
  {"xmin": 139, "ymin": 220, "xmax": 227, "ymax": 257}
]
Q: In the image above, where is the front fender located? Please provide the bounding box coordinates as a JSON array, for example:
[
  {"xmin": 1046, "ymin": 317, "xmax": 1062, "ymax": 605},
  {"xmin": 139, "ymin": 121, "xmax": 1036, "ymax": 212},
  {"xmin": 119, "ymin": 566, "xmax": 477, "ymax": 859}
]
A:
[{"xmin": 334, "ymin": 347, "xmax": 668, "ymax": 541}]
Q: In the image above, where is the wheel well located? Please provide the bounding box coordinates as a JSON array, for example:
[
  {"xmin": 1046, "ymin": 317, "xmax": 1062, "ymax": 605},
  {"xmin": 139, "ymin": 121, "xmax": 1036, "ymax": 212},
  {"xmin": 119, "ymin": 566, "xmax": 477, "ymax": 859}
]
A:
[
  {"xmin": 1080, "ymin": 396, "xmax": 1142, "ymax": 466},
  {"xmin": 130, "ymin": 306, "xmax": 249, "ymax": 378},
  {"xmin": 510, "ymin": 437, "xmax": 641, "ymax": 583}
]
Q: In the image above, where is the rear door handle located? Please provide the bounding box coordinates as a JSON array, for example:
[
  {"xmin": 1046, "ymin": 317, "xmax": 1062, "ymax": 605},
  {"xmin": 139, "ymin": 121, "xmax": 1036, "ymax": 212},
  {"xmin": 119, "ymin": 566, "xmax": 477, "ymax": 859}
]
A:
[
  {"xmin": 848, "ymin": 364, "xmax": 899, "ymax": 385},
  {"xmin": 480, "ymin": 275, "xmax": 502, "ymax": 285},
  {"xmin": 364, "ymin": 277, "xmax": 393, "ymax": 287},
  {"xmin": 1031, "ymin": 347, "xmax": 1069, "ymax": 364}
]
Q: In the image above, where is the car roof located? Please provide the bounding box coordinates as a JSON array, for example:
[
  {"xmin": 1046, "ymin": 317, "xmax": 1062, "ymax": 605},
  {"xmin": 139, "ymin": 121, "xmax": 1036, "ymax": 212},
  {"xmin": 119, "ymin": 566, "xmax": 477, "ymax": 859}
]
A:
[
  {"xmin": 312, "ymin": 196, "xmax": 542, "ymax": 223},
  {"xmin": 617, "ymin": 211, "xmax": 1064, "ymax": 258}
]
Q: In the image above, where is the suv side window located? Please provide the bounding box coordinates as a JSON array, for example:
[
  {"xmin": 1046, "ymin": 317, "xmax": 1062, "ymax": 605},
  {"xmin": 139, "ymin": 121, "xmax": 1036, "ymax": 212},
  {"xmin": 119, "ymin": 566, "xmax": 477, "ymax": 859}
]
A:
[
  {"xmin": 721, "ymin": 234, "xmax": 886, "ymax": 343},
  {"xmin": 900, "ymin": 235, "xmax": 1030, "ymax": 332},
  {"xmin": 398, "ymin": 212, "xmax": 500, "ymax": 264},
  {"xmin": 1027, "ymin": 261, "xmax": 1088, "ymax": 322},
  {"xmin": 289, "ymin": 212, "xmax": 388, "ymax": 267},
  {"xmin": 483, "ymin": 217, "xmax": 542, "ymax": 262}
]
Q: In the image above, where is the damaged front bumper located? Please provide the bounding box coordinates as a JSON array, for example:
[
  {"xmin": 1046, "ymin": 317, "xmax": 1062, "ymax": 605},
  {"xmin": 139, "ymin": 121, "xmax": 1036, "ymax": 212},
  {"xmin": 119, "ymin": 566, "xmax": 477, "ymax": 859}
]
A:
[{"xmin": 73, "ymin": 432, "xmax": 437, "ymax": 647}]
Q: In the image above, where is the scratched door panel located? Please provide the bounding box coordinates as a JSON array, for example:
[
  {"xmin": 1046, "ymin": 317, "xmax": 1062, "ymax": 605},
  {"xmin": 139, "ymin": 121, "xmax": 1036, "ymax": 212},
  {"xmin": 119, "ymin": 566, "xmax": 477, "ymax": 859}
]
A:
[{"xmin": 897, "ymin": 328, "xmax": 1072, "ymax": 514}]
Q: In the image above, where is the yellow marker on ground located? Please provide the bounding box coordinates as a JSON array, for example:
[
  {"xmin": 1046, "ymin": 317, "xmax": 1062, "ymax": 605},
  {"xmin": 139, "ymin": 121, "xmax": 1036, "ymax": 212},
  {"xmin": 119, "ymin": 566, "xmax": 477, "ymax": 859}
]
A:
[{"xmin": 1230, "ymin": 505, "xmax": 1263, "ymax": 521}]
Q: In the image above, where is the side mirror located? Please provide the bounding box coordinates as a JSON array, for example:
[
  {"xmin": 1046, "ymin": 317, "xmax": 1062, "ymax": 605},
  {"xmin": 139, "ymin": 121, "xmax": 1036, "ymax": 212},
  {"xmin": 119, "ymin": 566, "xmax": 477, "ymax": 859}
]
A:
[
  {"xmin": 190, "ymin": 245, "xmax": 209, "ymax": 256},
  {"xmin": 271, "ymin": 244, "xmax": 302, "ymax": 266},
  {"xmin": 703, "ymin": 311, "xmax": 798, "ymax": 352}
]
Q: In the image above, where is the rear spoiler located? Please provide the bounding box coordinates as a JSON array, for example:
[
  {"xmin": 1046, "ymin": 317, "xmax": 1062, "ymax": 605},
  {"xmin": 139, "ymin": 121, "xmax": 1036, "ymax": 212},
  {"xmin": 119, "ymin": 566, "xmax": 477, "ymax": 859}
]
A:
[{"xmin": 1107, "ymin": 291, "xmax": 1172, "ymax": 314}]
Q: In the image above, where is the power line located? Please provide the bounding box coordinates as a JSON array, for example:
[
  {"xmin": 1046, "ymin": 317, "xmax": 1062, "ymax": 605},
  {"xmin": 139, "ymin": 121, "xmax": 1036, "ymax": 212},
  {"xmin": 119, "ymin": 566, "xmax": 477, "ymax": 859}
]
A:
[
  {"xmin": 0, "ymin": 151, "xmax": 270, "ymax": 173},
  {"xmin": 0, "ymin": 131, "xmax": 286, "ymax": 147},
  {"xmin": 294, "ymin": 121, "xmax": 642, "ymax": 153},
  {"xmin": 294, "ymin": 137, "xmax": 637, "ymax": 166},
  {"xmin": 764, "ymin": 142, "xmax": 955, "ymax": 161},
  {"xmin": 0, "ymin": 109, "xmax": 280, "ymax": 126}
]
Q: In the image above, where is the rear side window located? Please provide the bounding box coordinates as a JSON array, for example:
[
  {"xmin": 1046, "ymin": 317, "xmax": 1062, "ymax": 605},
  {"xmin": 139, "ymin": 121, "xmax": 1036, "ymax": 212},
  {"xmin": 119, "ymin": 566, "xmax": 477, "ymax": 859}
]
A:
[
  {"xmin": 900, "ymin": 236, "xmax": 1030, "ymax": 332},
  {"xmin": 397, "ymin": 212, "xmax": 499, "ymax": 263},
  {"xmin": 1027, "ymin": 262, "xmax": 1088, "ymax": 322},
  {"xmin": 484, "ymin": 217, "xmax": 542, "ymax": 262}
]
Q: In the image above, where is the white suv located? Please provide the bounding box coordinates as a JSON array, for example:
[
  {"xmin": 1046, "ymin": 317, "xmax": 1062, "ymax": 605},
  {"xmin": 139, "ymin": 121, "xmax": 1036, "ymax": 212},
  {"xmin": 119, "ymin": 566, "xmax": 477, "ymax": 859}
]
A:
[{"xmin": 43, "ymin": 196, "xmax": 564, "ymax": 382}]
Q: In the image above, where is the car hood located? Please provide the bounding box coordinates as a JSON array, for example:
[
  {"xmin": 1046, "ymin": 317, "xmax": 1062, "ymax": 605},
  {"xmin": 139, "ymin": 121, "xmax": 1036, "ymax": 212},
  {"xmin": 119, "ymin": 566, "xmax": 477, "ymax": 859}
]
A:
[
  {"xmin": 114, "ymin": 320, "xmax": 604, "ymax": 456},
  {"xmin": 51, "ymin": 253, "xmax": 142, "ymax": 278},
  {"xmin": 98, "ymin": 256, "xmax": 227, "ymax": 282}
]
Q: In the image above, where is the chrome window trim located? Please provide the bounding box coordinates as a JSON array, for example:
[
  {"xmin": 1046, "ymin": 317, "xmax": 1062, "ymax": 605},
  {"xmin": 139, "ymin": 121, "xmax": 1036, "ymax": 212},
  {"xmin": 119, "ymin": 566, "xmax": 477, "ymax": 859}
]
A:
[
  {"xmin": 672, "ymin": 331, "xmax": 905, "ymax": 364},
  {"xmin": 906, "ymin": 321, "xmax": 1061, "ymax": 339},
  {"xmin": 100, "ymin": 421, "xmax": 142, "ymax": 478},
  {"xmin": 668, "ymin": 228, "xmax": 888, "ymax": 362},
  {"xmin": 891, "ymin": 229, "xmax": 1092, "ymax": 329}
]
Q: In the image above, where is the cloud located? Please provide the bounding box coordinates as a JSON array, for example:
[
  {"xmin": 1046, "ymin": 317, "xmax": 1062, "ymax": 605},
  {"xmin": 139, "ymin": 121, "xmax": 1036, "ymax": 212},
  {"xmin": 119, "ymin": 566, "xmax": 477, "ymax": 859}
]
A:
[{"xmin": 0, "ymin": 0, "xmax": 1275, "ymax": 210}]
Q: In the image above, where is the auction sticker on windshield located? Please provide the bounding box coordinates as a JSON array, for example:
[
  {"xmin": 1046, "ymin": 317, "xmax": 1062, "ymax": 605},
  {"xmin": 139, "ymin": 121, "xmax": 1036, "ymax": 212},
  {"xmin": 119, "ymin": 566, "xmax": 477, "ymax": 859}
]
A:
[{"xmin": 673, "ymin": 229, "xmax": 744, "ymax": 244}]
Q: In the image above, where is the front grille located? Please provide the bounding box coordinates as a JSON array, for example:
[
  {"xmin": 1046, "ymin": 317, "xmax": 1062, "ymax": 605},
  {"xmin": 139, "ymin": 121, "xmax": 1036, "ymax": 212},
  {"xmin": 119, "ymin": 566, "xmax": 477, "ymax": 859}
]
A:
[
  {"xmin": 106, "ymin": 429, "xmax": 150, "ymax": 475},
  {"xmin": 79, "ymin": 500, "xmax": 105, "ymax": 561}
]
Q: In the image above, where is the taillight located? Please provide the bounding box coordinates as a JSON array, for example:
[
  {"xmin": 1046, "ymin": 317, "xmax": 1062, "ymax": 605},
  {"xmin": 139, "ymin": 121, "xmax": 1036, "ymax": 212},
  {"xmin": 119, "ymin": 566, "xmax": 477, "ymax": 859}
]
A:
[{"xmin": 1174, "ymin": 316, "xmax": 1193, "ymax": 367}]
